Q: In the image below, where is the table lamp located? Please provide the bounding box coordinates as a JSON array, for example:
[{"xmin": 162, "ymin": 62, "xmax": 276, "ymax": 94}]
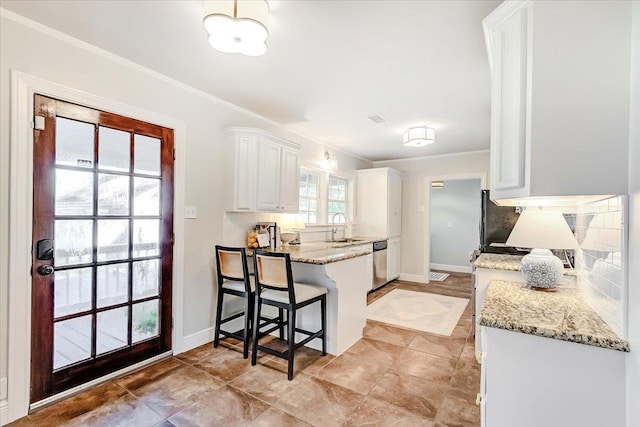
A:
[
  {"xmin": 505, "ymin": 209, "xmax": 578, "ymax": 290},
  {"xmin": 280, "ymin": 214, "xmax": 306, "ymax": 245}
]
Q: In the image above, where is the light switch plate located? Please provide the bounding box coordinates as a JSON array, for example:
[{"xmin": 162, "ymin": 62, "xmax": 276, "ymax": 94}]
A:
[{"xmin": 184, "ymin": 206, "xmax": 197, "ymax": 219}]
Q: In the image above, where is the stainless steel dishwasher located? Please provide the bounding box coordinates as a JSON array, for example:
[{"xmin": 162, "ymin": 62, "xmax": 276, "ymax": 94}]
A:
[{"xmin": 372, "ymin": 240, "xmax": 388, "ymax": 291}]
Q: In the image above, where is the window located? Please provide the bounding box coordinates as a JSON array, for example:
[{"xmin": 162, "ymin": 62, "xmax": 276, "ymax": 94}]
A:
[
  {"xmin": 299, "ymin": 171, "xmax": 319, "ymax": 223},
  {"xmin": 327, "ymin": 175, "xmax": 348, "ymax": 223}
]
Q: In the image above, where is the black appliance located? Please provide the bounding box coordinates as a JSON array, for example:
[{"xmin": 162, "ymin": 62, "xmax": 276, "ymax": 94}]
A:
[{"xmin": 479, "ymin": 190, "xmax": 527, "ymax": 254}]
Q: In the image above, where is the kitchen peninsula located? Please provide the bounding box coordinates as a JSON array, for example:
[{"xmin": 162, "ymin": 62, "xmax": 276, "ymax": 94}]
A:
[{"xmin": 252, "ymin": 239, "xmax": 376, "ymax": 355}]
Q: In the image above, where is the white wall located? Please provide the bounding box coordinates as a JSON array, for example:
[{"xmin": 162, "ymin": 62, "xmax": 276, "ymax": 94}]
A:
[
  {"xmin": 430, "ymin": 179, "xmax": 481, "ymax": 271},
  {"xmin": 0, "ymin": 11, "xmax": 370, "ymax": 420},
  {"xmin": 374, "ymin": 151, "xmax": 489, "ymax": 278},
  {"xmin": 627, "ymin": 2, "xmax": 640, "ymax": 425}
]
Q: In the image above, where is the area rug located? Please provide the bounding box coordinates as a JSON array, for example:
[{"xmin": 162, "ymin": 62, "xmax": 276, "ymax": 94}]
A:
[
  {"xmin": 429, "ymin": 272, "xmax": 450, "ymax": 281},
  {"xmin": 367, "ymin": 289, "xmax": 469, "ymax": 336}
]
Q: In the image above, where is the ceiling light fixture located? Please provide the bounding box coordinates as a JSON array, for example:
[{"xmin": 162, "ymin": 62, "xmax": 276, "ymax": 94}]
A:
[
  {"xmin": 403, "ymin": 126, "xmax": 435, "ymax": 147},
  {"xmin": 203, "ymin": 0, "xmax": 269, "ymax": 57}
]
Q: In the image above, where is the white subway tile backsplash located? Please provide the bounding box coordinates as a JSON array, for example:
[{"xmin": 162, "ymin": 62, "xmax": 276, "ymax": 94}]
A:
[{"xmin": 574, "ymin": 195, "xmax": 626, "ymax": 338}]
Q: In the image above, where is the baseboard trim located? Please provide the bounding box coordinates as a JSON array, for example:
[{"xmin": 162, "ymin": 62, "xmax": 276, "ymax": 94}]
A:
[
  {"xmin": 0, "ymin": 378, "xmax": 6, "ymax": 401},
  {"xmin": 181, "ymin": 327, "xmax": 215, "ymax": 353},
  {"xmin": 431, "ymin": 263, "xmax": 472, "ymax": 274},
  {"xmin": 0, "ymin": 399, "xmax": 8, "ymax": 426},
  {"xmin": 399, "ymin": 273, "xmax": 427, "ymax": 283}
]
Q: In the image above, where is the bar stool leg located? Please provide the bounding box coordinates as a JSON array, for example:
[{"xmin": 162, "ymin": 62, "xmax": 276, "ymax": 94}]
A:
[
  {"xmin": 213, "ymin": 288, "xmax": 224, "ymax": 348},
  {"xmin": 251, "ymin": 296, "xmax": 262, "ymax": 366},
  {"xmin": 320, "ymin": 295, "xmax": 327, "ymax": 356},
  {"xmin": 278, "ymin": 307, "xmax": 285, "ymax": 340},
  {"xmin": 287, "ymin": 308, "xmax": 296, "ymax": 380},
  {"xmin": 242, "ymin": 292, "xmax": 251, "ymax": 359}
]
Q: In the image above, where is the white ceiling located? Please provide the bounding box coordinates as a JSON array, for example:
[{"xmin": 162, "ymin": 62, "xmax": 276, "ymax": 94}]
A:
[{"xmin": 1, "ymin": 0, "xmax": 501, "ymax": 161}]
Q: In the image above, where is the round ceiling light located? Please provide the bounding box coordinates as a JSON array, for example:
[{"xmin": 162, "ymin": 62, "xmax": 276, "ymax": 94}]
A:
[{"xmin": 403, "ymin": 126, "xmax": 435, "ymax": 147}]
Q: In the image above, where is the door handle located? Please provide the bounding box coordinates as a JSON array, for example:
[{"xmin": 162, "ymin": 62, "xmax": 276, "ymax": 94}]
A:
[{"xmin": 37, "ymin": 265, "xmax": 54, "ymax": 276}]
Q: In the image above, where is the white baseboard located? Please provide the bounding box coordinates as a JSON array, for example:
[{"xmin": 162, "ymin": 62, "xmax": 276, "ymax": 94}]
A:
[
  {"xmin": 180, "ymin": 327, "xmax": 215, "ymax": 354},
  {"xmin": 399, "ymin": 273, "xmax": 427, "ymax": 283},
  {"xmin": 0, "ymin": 399, "xmax": 8, "ymax": 426},
  {"xmin": 431, "ymin": 263, "xmax": 472, "ymax": 274}
]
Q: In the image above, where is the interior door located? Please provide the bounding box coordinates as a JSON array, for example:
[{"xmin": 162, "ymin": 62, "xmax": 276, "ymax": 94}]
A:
[{"xmin": 30, "ymin": 94, "xmax": 174, "ymax": 403}]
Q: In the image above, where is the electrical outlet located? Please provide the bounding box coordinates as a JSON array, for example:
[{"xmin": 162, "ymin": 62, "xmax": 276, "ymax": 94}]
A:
[{"xmin": 447, "ymin": 222, "xmax": 453, "ymax": 229}]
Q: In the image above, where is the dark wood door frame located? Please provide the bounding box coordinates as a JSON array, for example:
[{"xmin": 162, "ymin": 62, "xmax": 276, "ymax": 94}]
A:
[{"xmin": 30, "ymin": 94, "xmax": 175, "ymax": 403}]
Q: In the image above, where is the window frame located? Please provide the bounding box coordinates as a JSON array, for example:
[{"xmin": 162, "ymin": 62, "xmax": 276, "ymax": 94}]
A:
[
  {"xmin": 298, "ymin": 168, "xmax": 320, "ymax": 224},
  {"xmin": 297, "ymin": 164, "xmax": 355, "ymax": 226}
]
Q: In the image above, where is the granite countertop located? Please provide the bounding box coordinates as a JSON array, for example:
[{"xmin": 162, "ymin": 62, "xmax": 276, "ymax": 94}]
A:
[
  {"xmin": 474, "ymin": 253, "xmax": 523, "ymax": 271},
  {"xmin": 248, "ymin": 237, "xmax": 378, "ymax": 265},
  {"xmin": 479, "ymin": 280, "xmax": 630, "ymax": 352},
  {"xmin": 474, "ymin": 253, "xmax": 577, "ymax": 276}
]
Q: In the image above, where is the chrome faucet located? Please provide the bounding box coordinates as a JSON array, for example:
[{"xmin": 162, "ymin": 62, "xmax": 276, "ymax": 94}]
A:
[{"xmin": 331, "ymin": 212, "xmax": 347, "ymax": 241}]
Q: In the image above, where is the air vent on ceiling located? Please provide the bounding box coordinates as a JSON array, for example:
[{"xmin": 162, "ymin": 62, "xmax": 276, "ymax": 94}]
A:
[{"xmin": 367, "ymin": 114, "xmax": 386, "ymax": 123}]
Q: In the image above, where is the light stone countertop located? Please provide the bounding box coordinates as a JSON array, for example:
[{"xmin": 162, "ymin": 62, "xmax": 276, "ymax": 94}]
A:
[
  {"xmin": 474, "ymin": 253, "xmax": 523, "ymax": 271},
  {"xmin": 248, "ymin": 237, "xmax": 381, "ymax": 265},
  {"xmin": 479, "ymin": 280, "xmax": 630, "ymax": 352}
]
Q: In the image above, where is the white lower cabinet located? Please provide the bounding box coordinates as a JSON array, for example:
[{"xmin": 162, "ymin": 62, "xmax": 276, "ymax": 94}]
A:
[
  {"xmin": 386, "ymin": 237, "xmax": 400, "ymax": 281},
  {"xmin": 481, "ymin": 327, "xmax": 626, "ymax": 427}
]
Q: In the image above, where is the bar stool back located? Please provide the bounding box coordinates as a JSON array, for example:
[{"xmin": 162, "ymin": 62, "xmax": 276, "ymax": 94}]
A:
[
  {"xmin": 251, "ymin": 250, "xmax": 327, "ymax": 380},
  {"xmin": 214, "ymin": 245, "xmax": 253, "ymax": 358}
]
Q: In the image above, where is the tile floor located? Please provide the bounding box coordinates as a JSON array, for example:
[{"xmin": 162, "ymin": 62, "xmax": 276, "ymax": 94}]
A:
[{"xmin": 9, "ymin": 272, "xmax": 479, "ymax": 427}]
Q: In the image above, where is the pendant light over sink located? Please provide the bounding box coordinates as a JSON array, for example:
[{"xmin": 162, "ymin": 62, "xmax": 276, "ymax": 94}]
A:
[{"xmin": 203, "ymin": 0, "xmax": 269, "ymax": 57}]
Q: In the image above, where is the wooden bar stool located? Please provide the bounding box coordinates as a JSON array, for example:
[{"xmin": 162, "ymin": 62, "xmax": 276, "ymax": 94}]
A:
[
  {"xmin": 214, "ymin": 245, "xmax": 254, "ymax": 358},
  {"xmin": 251, "ymin": 250, "xmax": 327, "ymax": 380}
]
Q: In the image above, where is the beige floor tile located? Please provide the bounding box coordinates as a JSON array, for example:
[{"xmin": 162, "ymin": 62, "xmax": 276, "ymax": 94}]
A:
[
  {"xmin": 116, "ymin": 363, "xmax": 225, "ymax": 418},
  {"xmin": 408, "ymin": 329, "xmax": 466, "ymax": 360},
  {"xmin": 276, "ymin": 377, "xmax": 365, "ymax": 426},
  {"xmin": 192, "ymin": 347, "xmax": 256, "ymax": 382},
  {"xmin": 230, "ymin": 361, "xmax": 308, "ymax": 404},
  {"xmin": 391, "ymin": 349, "xmax": 456, "ymax": 385},
  {"xmin": 434, "ymin": 393, "xmax": 480, "ymax": 427},
  {"xmin": 30, "ymin": 382, "xmax": 128, "ymax": 427},
  {"xmin": 314, "ymin": 352, "xmax": 388, "ymax": 395},
  {"xmin": 174, "ymin": 342, "xmax": 229, "ymax": 365},
  {"xmin": 363, "ymin": 320, "xmax": 418, "ymax": 348},
  {"xmin": 344, "ymin": 396, "xmax": 434, "ymax": 427},
  {"xmin": 168, "ymin": 385, "xmax": 269, "ymax": 426},
  {"xmin": 267, "ymin": 342, "xmax": 335, "ymax": 376},
  {"xmin": 248, "ymin": 407, "xmax": 312, "ymax": 426},
  {"xmin": 63, "ymin": 393, "xmax": 164, "ymax": 427},
  {"xmin": 369, "ymin": 371, "xmax": 448, "ymax": 420},
  {"xmin": 343, "ymin": 337, "xmax": 405, "ymax": 367}
]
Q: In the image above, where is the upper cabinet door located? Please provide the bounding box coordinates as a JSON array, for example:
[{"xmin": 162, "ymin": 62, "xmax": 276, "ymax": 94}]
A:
[
  {"xmin": 488, "ymin": 5, "xmax": 529, "ymax": 194},
  {"xmin": 279, "ymin": 148, "xmax": 300, "ymax": 212},
  {"xmin": 233, "ymin": 135, "xmax": 258, "ymax": 211},
  {"xmin": 256, "ymin": 139, "xmax": 282, "ymax": 211}
]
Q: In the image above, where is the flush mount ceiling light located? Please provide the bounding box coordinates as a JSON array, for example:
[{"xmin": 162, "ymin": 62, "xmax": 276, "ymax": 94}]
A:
[
  {"xmin": 403, "ymin": 126, "xmax": 435, "ymax": 147},
  {"xmin": 203, "ymin": 0, "xmax": 269, "ymax": 57}
]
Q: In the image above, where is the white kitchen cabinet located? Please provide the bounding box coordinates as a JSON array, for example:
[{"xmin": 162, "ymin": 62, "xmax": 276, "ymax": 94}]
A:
[
  {"xmin": 481, "ymin": 327, "xmax": 626, "ymax": 427},
  {"xmin": 356, "ymin": 167, "xmax": 402, "ymax": 238},
  {"xmin": 224, "ymin": 127, "xmax": 301, "ymax": 213},
  {"xmin": 483, "ymin": 1, "xmax": 631, "ymax": 204},
  {"xmin": 386, "ymin": 237, "xmax": 400, "ymax": 281}
]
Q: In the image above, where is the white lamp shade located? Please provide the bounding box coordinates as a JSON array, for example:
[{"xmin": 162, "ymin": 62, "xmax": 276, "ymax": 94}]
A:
[
  {"xmin": 403, "ymin": 127, "xmax": 435, "ymax": 147},
  {"xmin": 506, "ymin": 209, "xmax": 578, "ymax": 250}
]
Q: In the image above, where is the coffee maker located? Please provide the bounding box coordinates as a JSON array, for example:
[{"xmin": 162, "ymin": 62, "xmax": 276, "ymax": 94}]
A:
[{"xmin": 255, "ymin": 222, "xmax": 280, "ymax": 250}]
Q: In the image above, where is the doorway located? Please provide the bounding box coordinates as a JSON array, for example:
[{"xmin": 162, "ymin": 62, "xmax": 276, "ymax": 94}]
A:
[
  {"xmin": 424, "ymin": 174, "xmax": 486, "ymax": 282},
  {"xmin": 30, "ymin": 95, "xmax": 175, "ymax": 403}
]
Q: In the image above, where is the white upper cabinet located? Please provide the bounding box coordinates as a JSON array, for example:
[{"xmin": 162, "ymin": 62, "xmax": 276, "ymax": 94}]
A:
[
  {"xmin": 357, "ymin": 167, "xmax": 402, "ymax": 238},
  {"xmin": 483, "ymin": 0, "xmax": 631, "ymax": 204},
  {"xmin": 224, "ymin": 127, "xmax": 301, "ymax": 213}
]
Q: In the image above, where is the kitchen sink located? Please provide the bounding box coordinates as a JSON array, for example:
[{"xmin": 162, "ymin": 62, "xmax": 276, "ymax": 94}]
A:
[{"xmin": 325, "ymin": 238, "xmax": 365, "ymax": 243}]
